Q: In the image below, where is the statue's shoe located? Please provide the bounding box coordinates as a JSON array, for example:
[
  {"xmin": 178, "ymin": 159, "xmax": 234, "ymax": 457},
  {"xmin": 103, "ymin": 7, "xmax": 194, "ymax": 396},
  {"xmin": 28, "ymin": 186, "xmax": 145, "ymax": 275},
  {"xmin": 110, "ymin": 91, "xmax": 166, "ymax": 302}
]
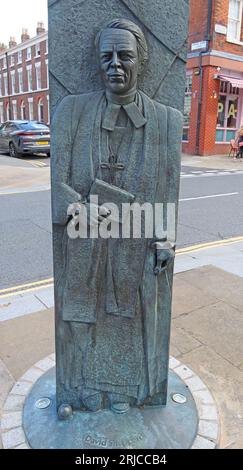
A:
[
  {"xmin": 82, "ymin": 393, "xmax": 103, "ymax": 412},
  {"xmin": 111, "ymin": 402, "xmax": 130, "ymax": 414}
]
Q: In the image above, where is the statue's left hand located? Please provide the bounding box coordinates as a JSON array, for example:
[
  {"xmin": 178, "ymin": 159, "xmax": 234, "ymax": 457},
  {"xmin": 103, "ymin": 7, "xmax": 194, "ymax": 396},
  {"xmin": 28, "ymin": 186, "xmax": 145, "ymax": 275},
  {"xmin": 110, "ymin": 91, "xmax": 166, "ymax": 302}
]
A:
[{"xmin": 153, "ymin": 245, "xmax": 175, "ymax": 275}]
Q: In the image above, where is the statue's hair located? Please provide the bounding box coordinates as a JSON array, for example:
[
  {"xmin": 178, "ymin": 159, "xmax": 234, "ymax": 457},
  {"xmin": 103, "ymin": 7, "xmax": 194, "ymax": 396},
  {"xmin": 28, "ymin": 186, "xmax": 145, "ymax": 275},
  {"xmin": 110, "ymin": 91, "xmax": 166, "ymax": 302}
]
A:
[{"xmin": 95, "ymin": 18, "xmax": 148, "ymax": 68}]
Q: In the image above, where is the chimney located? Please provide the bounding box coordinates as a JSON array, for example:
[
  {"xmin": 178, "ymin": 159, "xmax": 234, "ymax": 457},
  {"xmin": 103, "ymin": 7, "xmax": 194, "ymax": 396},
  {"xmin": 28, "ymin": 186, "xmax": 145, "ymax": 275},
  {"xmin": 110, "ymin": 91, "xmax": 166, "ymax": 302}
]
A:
[
  {"xmin": 36, "ymin": 22, "xmax": 45, "ymax": 35},
  {"xmin": 21, "ymin": 28, "xmax": 30, "ymax": 42},
  {"xmin": 9, "ymin": 36, "xmax": 17, "ymax": 49},
  {"xmin": 0, "ymin": 43, "xmax": 6, "ymax": 53}
]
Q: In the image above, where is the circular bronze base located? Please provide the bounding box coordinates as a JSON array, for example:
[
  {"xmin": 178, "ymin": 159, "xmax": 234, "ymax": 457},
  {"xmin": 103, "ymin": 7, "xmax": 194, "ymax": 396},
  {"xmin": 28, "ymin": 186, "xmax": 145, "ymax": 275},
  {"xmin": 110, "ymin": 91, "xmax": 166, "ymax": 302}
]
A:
[{"xmin": 23, "ymin": 367, "xmax": 199, "ymax": 449}]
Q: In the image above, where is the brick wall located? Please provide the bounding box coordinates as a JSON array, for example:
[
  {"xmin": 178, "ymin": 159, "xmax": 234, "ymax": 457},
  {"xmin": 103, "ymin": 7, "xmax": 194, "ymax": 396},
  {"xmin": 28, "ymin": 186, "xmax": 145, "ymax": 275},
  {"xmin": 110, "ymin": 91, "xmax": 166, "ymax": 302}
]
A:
[
  {"xmin": 0, "ymin": 32, "xmax": 49, "ymax": 124},
  {"xmin": 212, "ymin": 0, "xmax": 243, "ymax": 56}
]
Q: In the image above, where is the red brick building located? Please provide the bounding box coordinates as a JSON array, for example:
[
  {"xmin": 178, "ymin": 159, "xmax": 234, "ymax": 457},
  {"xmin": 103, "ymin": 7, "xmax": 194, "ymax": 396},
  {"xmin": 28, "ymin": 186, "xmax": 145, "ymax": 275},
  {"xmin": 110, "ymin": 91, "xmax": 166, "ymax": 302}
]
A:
[
  {"xmin": 183, "ymin": 0, "xmax": 243, "ymax": 155},
  {"xmin": 0, "ymin": 23, "xmax": 49, "ymax": 125}
]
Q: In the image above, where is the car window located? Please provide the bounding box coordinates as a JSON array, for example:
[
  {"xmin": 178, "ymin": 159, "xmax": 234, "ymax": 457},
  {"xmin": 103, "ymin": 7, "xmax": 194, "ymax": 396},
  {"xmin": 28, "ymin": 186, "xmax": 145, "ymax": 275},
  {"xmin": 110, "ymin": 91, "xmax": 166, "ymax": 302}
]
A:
[
  {"xmin": 9, "ymin": 124, "xmax": 19, "ymax": 131},
  {"xmin": 4, "ymin": 124, "xmax": 13, "ymax": 131},
  {"xmin": 19, "ymin": 122, "xmax": 49, "ymax": 130}
]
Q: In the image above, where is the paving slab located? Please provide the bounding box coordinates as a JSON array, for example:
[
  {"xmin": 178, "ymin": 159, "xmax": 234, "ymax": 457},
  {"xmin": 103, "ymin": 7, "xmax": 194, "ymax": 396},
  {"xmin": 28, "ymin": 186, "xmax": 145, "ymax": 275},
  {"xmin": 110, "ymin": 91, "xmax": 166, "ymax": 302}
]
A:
[
  {"xmin": 0, "ymin": 309, "xmax": 54, "ymax": 380},
  {"xmin": 180, "ymin": 265, "xmax": 243, "ymax": 312},
  {"xmin": 174, "ymin": 300, "xmax": 243, "ymax": 368},
  {"xmin": 179, "ymin": 346, "xmax": 243, "ymax": 449},
  {"xmin": 172, "ymin": 276, "xmax": 218, "ymax": 318}
]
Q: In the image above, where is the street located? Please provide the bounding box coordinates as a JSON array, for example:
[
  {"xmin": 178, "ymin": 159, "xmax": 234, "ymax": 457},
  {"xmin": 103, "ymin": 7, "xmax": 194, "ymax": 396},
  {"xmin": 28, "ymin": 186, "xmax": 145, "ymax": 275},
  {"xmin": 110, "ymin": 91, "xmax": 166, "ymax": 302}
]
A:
[{"xmin": 0, "ymin": 153, "xmax": 243, "ymax": 290}]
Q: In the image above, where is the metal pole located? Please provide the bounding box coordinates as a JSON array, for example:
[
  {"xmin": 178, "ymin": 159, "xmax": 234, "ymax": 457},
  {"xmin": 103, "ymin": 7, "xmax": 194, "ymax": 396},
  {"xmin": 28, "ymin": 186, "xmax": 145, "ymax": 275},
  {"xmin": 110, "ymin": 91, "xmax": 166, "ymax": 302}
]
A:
[{"xmin": 195, "ymin": 0, "xmax": 213, "ymax": 154}]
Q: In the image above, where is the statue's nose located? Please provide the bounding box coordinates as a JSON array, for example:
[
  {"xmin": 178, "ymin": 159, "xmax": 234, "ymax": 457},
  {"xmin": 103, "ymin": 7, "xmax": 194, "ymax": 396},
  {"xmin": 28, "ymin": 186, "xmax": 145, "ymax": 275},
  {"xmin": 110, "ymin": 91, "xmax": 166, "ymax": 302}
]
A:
[{"xmin": 110, "ymin": 51, "xmax": 120, "ymax": 68}]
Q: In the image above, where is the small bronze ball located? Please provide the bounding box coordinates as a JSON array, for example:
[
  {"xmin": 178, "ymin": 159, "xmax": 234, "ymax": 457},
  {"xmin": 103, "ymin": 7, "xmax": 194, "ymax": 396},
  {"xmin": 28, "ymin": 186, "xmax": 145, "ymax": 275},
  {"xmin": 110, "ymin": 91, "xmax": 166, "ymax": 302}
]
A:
[{"xmin": 58, "ymin": 403, "xmax": 73, "ymax": 420}]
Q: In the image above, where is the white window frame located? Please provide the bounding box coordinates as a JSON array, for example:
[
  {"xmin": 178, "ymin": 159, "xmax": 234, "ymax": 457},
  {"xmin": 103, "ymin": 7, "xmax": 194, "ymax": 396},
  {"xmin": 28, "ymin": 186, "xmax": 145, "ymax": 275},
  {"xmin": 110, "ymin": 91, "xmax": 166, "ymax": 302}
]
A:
[
  {"xmin": 35, "ymin": 62, "xmax": 42, "ymax": 90},
  {"xmin": 3, "ymin": 73, "xmax": 8, "ymax": 96},
  {"xmin": 18, "ymin": 50, "xmax": 22, "ymax": 64},
  {"xmin": 227, "ymin": 0, "xmax": 243, "ymax": 44},
  {"xmin": 12, "ymin": 100, "xmax": 17, "ymax": 120},
  {"xmin": 26, "ymin": 46, "xmax": 32, "ymax": 61},
  {"xmin": 0, "ymin": 102, "xmax": 4, "ymax": 123},
  {"xmin": 28, "ymin": 97, "xmax": 33, "ymax": 120},
  {"xmin": 47, "ymin": 94, "xmax": 49, "ymax": 124},
  {"xmin": 38, "ymin": 98, "xmax": 44, "ymax": 122},
  {"xmin": 10, "ymin": 71, "xmax": 16, "ymax": 94},
  {"xmin": 18, "ymin": 68, "xmax": 23, "ymax": 93},
  {"xmin": 10, "ymin": 55, "xmax": 15, "ymax": 66},
  {"xmin": 3, "ymin": 57, "xmax": 7, "ymax": 69},
  {"xmin": 45, "ymin": 59, "xmax": 49, "ymax": 88},
  {"xmin": 6, "ymin": 102, "xmax": 10, "ymax": 120},
  {"xmin": 45, "ymin": 40, "xmax": 48, "ymax": 55},
  {"xmin": 35, "ymin": 43, "xmax": 41, "ymax": 57},
  {"xmin": 20, "ymin": 101, "xmax": 26, "ymax": 120},
  {"xmin": 26, "ymin": 65, "xmax": 33, "ymax": 91},
  {"xmin": 0, "ymin": 76, "xmax": 2, "ymax": 97}
]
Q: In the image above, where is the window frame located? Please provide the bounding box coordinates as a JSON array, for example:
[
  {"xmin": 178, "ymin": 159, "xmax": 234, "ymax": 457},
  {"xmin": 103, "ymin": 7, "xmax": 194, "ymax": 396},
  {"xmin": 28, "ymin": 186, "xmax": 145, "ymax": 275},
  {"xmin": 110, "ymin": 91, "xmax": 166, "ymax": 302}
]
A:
[
  {"xmin": 216, "ymin": 81, "xmax": 241, "ymax": 144},
  {"xmin": 227, "ymin": 0, "xmax": 243, "ymax": 44}
]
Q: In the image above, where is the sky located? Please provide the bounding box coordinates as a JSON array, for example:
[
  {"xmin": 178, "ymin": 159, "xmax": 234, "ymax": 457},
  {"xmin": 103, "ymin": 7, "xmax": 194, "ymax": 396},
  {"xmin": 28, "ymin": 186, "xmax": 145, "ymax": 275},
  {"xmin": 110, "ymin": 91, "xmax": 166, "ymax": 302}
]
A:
[{"xmin": 0, "ymin": 0, "xmax": 48, "ymax": 46}]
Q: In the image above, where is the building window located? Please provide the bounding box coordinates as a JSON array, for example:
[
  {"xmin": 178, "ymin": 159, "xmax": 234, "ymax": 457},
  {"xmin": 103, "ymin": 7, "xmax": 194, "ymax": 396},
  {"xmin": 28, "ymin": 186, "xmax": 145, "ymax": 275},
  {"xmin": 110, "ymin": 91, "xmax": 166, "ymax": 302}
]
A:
[
  {"xmin": 38, "ymin": 98, "xmax": 44, "ymax": 122},
  {"xmin": 10, "ymin": 55, "xmax": 15, "ymax": 66},
  {"xmin": 6, "ymin": 102, "xmax": 10, "ymax": 120},
  {"xmin": 227, "ymin": 0, "xmax": 243, "ymax": 42},
  {"xmin": 27, "ymin": 66, "xmax": 33, "ymax": 91},
  {"xmin": 35, "ymin": 43, "xmax": 41, "ymax": 57},
  {"xmin": 3, "ymin": 57, "xmax": 7, "ymax": 69},
  {"xmin": 216, "ymin": 81, "xmax": 240, "ymax": 143},
  {"xmin": 0, "ymin": 103, "xmax": 3, "ymax": 123},
  {"xmin": 26, "ymin": 47, "xmax": 32, "ymax": 60},
  {"xmin": 45, "ymin": 59, "xmax": 49, "ymax": 88},
  {"xmin": 12, "ymin": 100, "xmax": 17, "ymax": 120},
  {"xmin": 20, "ymin": 101, "xmax": 26, "ymax": 120},
  {"xmin": 11, "ymin": 71, "xmax": 16, "ymax": 94},
  {"xmin": 18, "ymin": 69, "xmax": 23, "ymax": 93},
  {"xmin": 182, "ymin": 74, "xmax": 192, "ymax": 142},
  {"xmin": 18, "ymin": 50, "xmax": 22, "ymax": 63},
  {"xmin": 0, "ymin": 76, "xmax": 2, "ymax": 97},
  {"xmin": 47, "ymin": 95, "xmax": 49, "ymax": 124},
  {"xmin": 35, "ymin": 63, "xmax": 42, "ymax": 90},
  {"xmin": 3, "ymin": 73, "xmax": 8, "ymax": 96},
  {"xmin": 28, "ymin": 98, "xmax": 33, "ymax": 120},
  {"xmin": 45, "ymin": 40, "xmax": 48, "ymax": 55}
]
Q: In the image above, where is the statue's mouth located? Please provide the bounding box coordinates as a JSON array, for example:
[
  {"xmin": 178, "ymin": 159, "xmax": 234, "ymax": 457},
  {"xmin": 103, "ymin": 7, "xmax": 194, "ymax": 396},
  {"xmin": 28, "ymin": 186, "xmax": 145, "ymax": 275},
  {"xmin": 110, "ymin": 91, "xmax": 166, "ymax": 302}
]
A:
[{"xmin": 108, "ymin": 74, "xmax": 125, "ymax": 82}]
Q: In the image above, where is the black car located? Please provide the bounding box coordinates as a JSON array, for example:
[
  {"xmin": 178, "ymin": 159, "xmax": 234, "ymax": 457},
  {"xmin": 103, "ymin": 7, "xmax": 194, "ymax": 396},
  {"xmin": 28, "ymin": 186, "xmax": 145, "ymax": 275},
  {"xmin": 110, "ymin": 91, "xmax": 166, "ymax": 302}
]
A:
[{"xmin": 0, "ymin": 120, "xmax": 50, "ymax": 158}]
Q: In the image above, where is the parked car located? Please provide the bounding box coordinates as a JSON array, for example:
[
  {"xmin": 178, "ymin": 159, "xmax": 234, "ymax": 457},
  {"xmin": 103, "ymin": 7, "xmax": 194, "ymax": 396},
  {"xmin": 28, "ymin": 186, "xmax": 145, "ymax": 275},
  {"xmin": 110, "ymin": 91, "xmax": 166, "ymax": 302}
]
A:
[{"xmin": 0, "ymin": 120, "xmax": 50, "ymax": 158}]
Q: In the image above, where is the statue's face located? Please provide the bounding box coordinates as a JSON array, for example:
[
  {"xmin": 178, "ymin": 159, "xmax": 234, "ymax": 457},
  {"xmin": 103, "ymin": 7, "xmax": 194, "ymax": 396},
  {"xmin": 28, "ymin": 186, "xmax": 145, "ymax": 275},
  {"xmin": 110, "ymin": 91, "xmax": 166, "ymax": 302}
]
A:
[{"xmin": 99, "ymin": 28, "xmax": 139, "ymax": 95}]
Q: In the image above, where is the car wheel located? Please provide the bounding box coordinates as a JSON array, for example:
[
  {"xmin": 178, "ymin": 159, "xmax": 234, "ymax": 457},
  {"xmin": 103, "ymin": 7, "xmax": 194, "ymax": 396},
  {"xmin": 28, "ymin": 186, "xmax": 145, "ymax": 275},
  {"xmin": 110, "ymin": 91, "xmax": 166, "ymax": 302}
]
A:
[{"xmin": 9, "ymin": 142, "xmax": 18, "ymax": 158}]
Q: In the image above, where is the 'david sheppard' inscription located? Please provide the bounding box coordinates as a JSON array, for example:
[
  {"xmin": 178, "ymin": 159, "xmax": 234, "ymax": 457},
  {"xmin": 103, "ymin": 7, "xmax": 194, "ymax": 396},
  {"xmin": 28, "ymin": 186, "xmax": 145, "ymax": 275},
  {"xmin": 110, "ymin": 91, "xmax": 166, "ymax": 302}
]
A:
[{"xmin": 84, "ymin": 433, "xmax": 144, "ymax": 448}]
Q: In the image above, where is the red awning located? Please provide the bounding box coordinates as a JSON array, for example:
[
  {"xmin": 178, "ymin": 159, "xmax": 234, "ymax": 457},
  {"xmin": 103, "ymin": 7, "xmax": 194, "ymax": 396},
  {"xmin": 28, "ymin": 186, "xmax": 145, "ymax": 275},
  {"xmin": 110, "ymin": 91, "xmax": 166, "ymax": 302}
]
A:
[{"xmin": 218, "ymin": 74, "xmax": 243, "ymax": 89}]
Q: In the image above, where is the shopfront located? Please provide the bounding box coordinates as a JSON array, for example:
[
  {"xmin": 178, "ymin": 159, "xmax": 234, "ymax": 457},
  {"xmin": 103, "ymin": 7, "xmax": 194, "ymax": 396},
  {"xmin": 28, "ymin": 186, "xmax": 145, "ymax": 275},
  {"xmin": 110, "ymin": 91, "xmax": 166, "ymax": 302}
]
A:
[{"xmin": 216, "ymin": 73, "xmax": 243, "ymax": 144}]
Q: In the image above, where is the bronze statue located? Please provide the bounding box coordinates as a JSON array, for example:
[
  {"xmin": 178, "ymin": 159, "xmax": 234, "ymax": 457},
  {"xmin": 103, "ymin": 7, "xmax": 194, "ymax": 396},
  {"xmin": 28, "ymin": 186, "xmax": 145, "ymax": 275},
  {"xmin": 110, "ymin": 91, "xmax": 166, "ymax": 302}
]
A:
[{"xmin": 51, "ymin": 19, "xmax": 182, "ymax": 416}]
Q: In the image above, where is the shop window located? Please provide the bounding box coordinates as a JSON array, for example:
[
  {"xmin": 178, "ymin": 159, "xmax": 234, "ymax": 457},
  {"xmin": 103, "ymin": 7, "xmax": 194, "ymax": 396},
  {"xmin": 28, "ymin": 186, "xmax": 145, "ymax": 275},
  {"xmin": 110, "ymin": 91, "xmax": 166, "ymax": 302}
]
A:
[
  {"xmin": 227, "ymin": 0, "xmax": 243, "ymax": 43},
  {"xmin": 183, "ymin": 75, "xmax": 192, "ymax": 142},
  {"xmin": 216, "ymin": 81, "xmax": 240, "ymax": 143}
]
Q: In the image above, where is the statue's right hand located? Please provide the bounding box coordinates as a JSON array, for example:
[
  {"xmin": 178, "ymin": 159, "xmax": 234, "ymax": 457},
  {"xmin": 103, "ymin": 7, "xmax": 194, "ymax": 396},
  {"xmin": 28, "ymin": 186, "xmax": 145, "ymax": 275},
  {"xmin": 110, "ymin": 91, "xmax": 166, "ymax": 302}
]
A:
[{"xmin": 67, "ymin": 201, "xmax": 111, "ymax": 228}]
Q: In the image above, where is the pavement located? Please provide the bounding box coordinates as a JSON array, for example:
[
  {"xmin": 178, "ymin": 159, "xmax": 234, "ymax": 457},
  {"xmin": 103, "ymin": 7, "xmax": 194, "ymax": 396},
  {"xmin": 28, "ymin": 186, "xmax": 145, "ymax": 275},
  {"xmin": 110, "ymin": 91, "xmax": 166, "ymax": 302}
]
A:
[{"xmin": 0, "ymin": 152, "xmax": 243, "ymax": 449}]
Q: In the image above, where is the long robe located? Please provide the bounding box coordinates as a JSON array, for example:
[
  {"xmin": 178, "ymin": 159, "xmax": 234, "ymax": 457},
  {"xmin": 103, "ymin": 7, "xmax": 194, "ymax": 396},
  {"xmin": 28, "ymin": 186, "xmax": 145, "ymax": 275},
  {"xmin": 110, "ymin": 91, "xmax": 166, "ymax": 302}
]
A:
[{"xmin": 51, "ymin": 90, "xmax": 182, "ymax": 410}]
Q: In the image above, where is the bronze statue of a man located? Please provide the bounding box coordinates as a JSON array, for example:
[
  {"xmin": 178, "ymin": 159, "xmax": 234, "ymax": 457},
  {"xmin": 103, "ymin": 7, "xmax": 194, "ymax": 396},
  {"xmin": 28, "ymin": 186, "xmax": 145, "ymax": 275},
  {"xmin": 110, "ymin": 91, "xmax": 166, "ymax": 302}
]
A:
[{"xmin": 51, "ymin": 19, "xmax": 182, "ymax": 415}]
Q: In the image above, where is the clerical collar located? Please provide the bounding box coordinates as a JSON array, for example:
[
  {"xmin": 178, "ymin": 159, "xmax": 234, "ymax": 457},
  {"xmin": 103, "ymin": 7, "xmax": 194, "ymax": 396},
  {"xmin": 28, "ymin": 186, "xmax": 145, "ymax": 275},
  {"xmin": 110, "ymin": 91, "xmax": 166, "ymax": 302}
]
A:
[{"xmin": 102, "ymin": 91, "xmax": 147, "ymax": 131}]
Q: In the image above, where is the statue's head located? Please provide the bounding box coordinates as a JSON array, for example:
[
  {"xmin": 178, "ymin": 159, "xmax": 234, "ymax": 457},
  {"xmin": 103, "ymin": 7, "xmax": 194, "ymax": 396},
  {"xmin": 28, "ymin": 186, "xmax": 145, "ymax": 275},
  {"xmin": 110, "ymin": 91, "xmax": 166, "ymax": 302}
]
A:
[{"xmin": 95, "ymin": 19, "xmax": 148, "ymax": 96}]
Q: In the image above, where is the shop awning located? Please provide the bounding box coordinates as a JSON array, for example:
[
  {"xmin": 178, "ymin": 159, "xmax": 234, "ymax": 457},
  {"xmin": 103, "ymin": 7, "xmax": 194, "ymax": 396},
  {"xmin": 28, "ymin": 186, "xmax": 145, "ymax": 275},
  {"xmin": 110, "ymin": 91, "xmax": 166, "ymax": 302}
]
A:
[{"xmin": 218, "ymin": 74, "xmax": 243, "ymax": 89}]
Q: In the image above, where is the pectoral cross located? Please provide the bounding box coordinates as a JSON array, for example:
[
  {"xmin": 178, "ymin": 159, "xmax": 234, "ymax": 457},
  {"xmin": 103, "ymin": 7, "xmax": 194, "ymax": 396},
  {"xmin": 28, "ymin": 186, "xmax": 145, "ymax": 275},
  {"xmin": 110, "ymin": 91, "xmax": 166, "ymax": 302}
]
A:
[{"xmin": 100, "ymin": 152, "xmax": 125, "ymax": 185}]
